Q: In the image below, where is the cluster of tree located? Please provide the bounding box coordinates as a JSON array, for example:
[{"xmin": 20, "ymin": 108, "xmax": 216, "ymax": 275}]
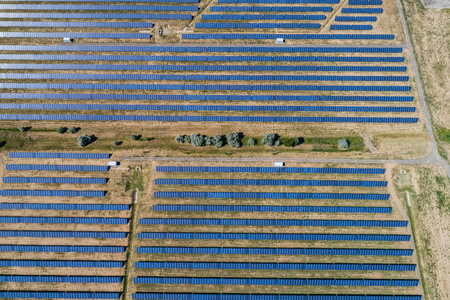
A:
[
  {"xmin": 176, "ymin": 133, "xmax": 226, "ymax": 148},
  {"xmin": 262, "ymin": 133, "xmax": 303, "ymax": 147},
  {"xmin": 57, "ymin": 127, "xmax": 80, "ymax": 134},
  {"xmin": 226, "ymin": 132, "xmax": 242, "ymax": 148},
  {"xmin": 77, "ymin": 134, "xmax": 96, "ymax": 147}
]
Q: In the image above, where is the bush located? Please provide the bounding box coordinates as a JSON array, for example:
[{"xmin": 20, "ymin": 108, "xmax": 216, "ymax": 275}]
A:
[
  {"xmin": 113, "ymin": 141, "xmax": 122, "ymax": 146},
  {"xmin": 77, "ymin": 134, "xmax": 95, "ymax": 147},
  {"xmin": 275, "ymin": 140, "xmax": 281, "ymax": 147},
  {"xmin": 338, "ymin": 138, "xmax": 350, "ymax": 149},
  {"xmin": 204, "ymin": 136, "xmax": 212, "ymax": 146},
  {"xmin": 262, "ymin": 133, "xmax": 279, "ymax": 146},
  {"xmin": 190, "ymin": 133, "xmax": 205, "ymax": 147},
  {"xmin": 293, "ymin": 137, "xmax": 304, "ymax": 146},
  {"xmin": 131, "ymin": 134, "xmax": 141, "ymax": 141},
  {"xmin": 184, "ymin": 135, "xmax": 191, "ymax": 144},
  {"xmin": 215, "ymin": 141, "xmax": 224, "ymax": 148},
  {"xmin": 56, "ymin": 127, "xmax": 67, "ymax": 134},
  {"xmin": 175, "ymin": 134, "xmax": 185, "ymax": 143},
  {"xmin": 68, "ymin": 127, "xmax": 79, "ymax": 134},
  {"xmin": 282, "ymin": 138, "xmax": 295, "ymax": 147},
  {"xmin": 247, "ymin": 138, "xmax": 256, "ymax": 146},
  {"xmin": 212, "ymin": 134, "xmax": 225, "ymax": 148},
  {"xmin": 226, "ymin": 132, "xmax": 242, "ymax": 148},
  {"xmin": 18, "ymin": 126, "xmax": 30, "ymax": 132}
]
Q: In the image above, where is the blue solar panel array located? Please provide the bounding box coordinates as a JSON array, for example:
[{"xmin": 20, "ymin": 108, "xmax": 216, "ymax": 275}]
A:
[
  {"xmin": 0, "ymin": 45, "xmax": 403, "ymax": 53},
  {"xmin": 136, "ymin": 246, "xmax": 414, "ymax": 256},
  {"xmin": 342, "ymin": 8, "xmax": 383, "ymax": 13},
  {"xmin": 0, "ymin": 245, "xmax": 125, "ymax": 253},
  {"xmin": 140, "ymin": 218, "xmax": 407, "ymax": 227},
  {"xmin": 0, "ymin": 203, "xmax": 129, "ymax": 211},
  {"xmin": 6, "ymin": 164, "xmax": 109, "ymax": 171},
  {"xmin": 0, "ymin": 275, "xmax": 122, "ymax": 283},
  {"xmin": 331, "ymin": 25, "xmax": 373, "ymax": 30},
  {"xmin": 155, "ymin": 191, "xmax": 390, "ymax": 200},
  {"xmin": 0, "ymin": 216, "xmax": 127, "ymax": 224},
  {"xmin": 202, "ymin": 14, "xmax": 326, "ymax": 20},
  {"xmin": 0, "ymin": 63, "xmax": 408, "ymax": 72},
  {"xmin": 183, "ymin": 33, "xmax": 395, "ymax": 40},
  {"xmin": 196, "ymin": 23, "xmax": 321, "ymax": 29},
  {"xmin": 135, "ymin": 261, "xmax": 415, "ymax": 271},
  {"xmin": 138, "ymin": 232, "xmax": 411, "ymax": 241},
  {"xmin": 0, "ymin": 231, "xmax": 126, "ymax": 238},
  {"xmin": 336, "ymin": 16, "xmax": 377, "ymax": 22},
  {"xmin": 0, "ymin": 115, "xmax": 419, "ymax": 124},
  {"xmin": 0, "ymin": 54, "xmax": 406, "ymax": 62},
  {"xmin": 0, "ymin": 190, "xmax": 106, "ymax": 197},
  {"xmin": 9, "ymin": 152, "xmax": 110, "ymax": 159},
  {"xmin": 8, "ymin": 0, "xmax": 198, "ymax": 2},
  {"xmin": 0, "ymin": 73, "xmax": 411, "ymax": 82},
  {"xmin": 156, "ymin": 166, "xmax": 386, "ymax": 174},
  {"xmin": 134, "ymin": 277, "xmax": 418, "ymax": 286},
  {"xmin": 153, "ymin": 205, "xmax": 392, "ymax": 213},
  {"xmin": 0, "ymin": 104, "xmax": 416, "ymax": 113},
  {"xmin": 0, "ymin": 32, "xmax": 150, "ymax": 39},
  {"xmin": 3, "ymin": 177, "xmax": 107, "ymax": 184},
  {"xmin": 0, "ymin": 83, "xmax": 413, "ymax": 92},
  {"xmin": 219, "ymin": 0, "xmax": 339, "ymax": 3},
  {"xmin": 0, "ymin": 4, "xmax": 199, "ymax": 11},
  {"xmin": 349, "ymin": 0, "xmax": 382, "ymax": 4},
  {"xmin": 210, "ymin": 6, "xmax": 333, "ymax": 12},
  {"xmin": 0, "ymin": 93, "xmax": 413, "ymax": 102},
  {"xmin": 0, "ymin": 260, "xmax": 124, "ymax": 268},
  {"xmin": 133, "ymin": 294, "xmax": 421, "ymax": 300},
  {"xmin": 155, "ymin": 178, "xmax": 388, "ymax": 186},
  {"xmin": 0, "ymin": 21, "xmax": 153, "ymax": 28},
  {"xmin": 0, "ymin": 292, "xmax": 120, "ymax": 299},
  {"xmin": 0, "ymin": 13, "xmax": 192, "ymax": 20}
]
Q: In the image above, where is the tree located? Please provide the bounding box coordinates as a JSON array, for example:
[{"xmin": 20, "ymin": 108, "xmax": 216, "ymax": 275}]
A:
[
  {"xmin": 190, "ymin": 133, "xmax": 205, "ymax": 147},
  {"xmin": 215, "ymin": 141, "xmax": 224, "ymax": 148},
  {"xmin": 184, "ymin": 135, "xmax": 191, "ymax": 144},
  {"xmin": 247, "ymin": 138, "xmax": 256, "ymax": 146},
  {"xmin": 113, "ymin": 141, "xmax": 122, "ymax": 146},
  {"xmin": 282, "ymin": 138, "xmax": 295, "ymax": 147},
  {"xmin": 226, "ymin": 132, "xmax": 242, "ymax": 148},
  {"xmin": 175, "ymin": 134, "xmax": 185, "ymax": 143},
  {"xmin": 262, "ymin": 133, "xmax": 279, "ymax": 146},
  {"xmin": 77, "ymin": 134, "xmax": 95, "ymax": 147},
  {"xmin": 212, "ymin": 134, "xmax": 224, "ymax": 148},
  {"xmin": 56, "ymin": 127, "xmax": 67, "ymax": 134},
  {"xmin": 275, "ymin": 140, "xmax": 281, "ymax": 147},
  {"xmin": 68, "ymin": 127, "xmax": 79, "ymax": 134},
  {"xmin": 293, "ymin": 137, "xmax": 304, "ymax": 146},
  {"xmin": 131, "ymin": 134, "xmax": 141, "ymax": 141},
  {"xmin": 204, "ymin": 136, "xmax": 212, "ymax": 146},
  {"xmin": 338, "ymin": 139, "xmax": 350, "ymax": 149}
]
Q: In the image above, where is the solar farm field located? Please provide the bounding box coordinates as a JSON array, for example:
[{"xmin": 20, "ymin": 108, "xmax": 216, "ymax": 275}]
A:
[{"xmin": 126, "ymin": 161, "xmax": 423, "ymax": 300}]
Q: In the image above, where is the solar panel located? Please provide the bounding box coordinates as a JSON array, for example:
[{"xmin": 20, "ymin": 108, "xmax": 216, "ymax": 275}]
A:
[
  {"xmin": 0, "ymin": 21, "xmax": 153, "ymax": 28},
  {"xmin": 0, "ymin": 32, "xmax": 151, "ymax": 38},
  {"xmin": 0, "ymin": 13, "xmax": 191, "ymax": 19},
  {"xmin": 0, "ymin": 4, "xmax": 199, "ymax": 11}
]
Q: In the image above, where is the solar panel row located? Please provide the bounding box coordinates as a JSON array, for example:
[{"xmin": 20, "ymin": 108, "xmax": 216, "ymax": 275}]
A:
[
  {"xmin": 0, "ymin": 13, "xmax": 192, "ymax": 19},
  {"xmin": 0, "ymin": 32, "xmax": 151, "ymax": 39},
  {"xmin": 0, "ymin": 4, "xmax": 199, "ymax": 11},
  {"xmin": 0, "ymin": 63, "xmax": 408, "ymax": 72},
  {"xmin": 202, "ymin": 14, "xmax": 326, "ymax": 20},
  {"xmin": 0, "ymin": 114, "xmax": 419, "ymax": 123},
  {"xmin": 196, "ymin": 23, "xmax": 321, "ymax": 29},
  {"xmin": 0, "ymin": 103, "xmax": 416, "ymax": 113},
  {"xmin": 9, "ymin": 151, "xmax": 110, "ymax": 159},
  {"xmin": 0, "ymin": 93, "xmax": 414, "ymax": 102},
  {"xmin": 0, "ymin": 203, "xmax": 129, "ymax": 211},
  {"xmin": 0, "ymin": 21, "xmax": 153, "ymax": 28},
  {"xmin": 0, "ymin": 245, "xmax": 125, "ymax": 253},
  {"xmin": 183, "ymin": 33, "xmax": 395, "ymax": 40},
  {"xmin": 156, "ymin": 166, "xmax": 387, "ymax": 174},
  {"xmin": 0, "ymin": 216, "xmax": 127, "ymax": 224},
  {"xmin": 3, "ymin": 176, "xmax": 107, "ymax": 184},
  {"xmin": 155, "ymin": 178, "xmax": 388, "ymax": 186}
]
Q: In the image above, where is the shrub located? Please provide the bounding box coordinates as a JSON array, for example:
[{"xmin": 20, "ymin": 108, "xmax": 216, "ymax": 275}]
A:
[
  {"xmin": 282, "ymin": 138, "xmax": 295, "ymax": 147},
  {"xmin": 215, "ymin": 141, "xmax": 224, "ymax": 148},
  {"xmin": 226, "ymin": 132, "xmax": 242, "ymax": 148},
  {"xmin": 184, "ymin": 135, "xmax": 191, "ymax": 144},
  {"xmin": 338, "ymin": 138, "xmax": 350, "ymax": 149},
  {"xmin": 262, "ymin": 133, "xmax": 279, "ymax": 146},
  {"xmin": 204, "ymin": 136, "xmax": 212, "ymax": 146},
  {"xmin": 293, "ymin": 137, "xmax": 304, "ymax": 146},
  {"xmin": 18, "ymin": 126, "xmax": 30, "ymax": 132},
  {"xmin": 175, "ymin": 134, "xmax": 185, "ymax": 143},
  {"xmin": 212, "ymin": 134, "xmax": 225, "ymax": 148},
  {"xmin": 56, "ymin": 127, "xmax": 67, "ymax": 134},
  {"xmin": 190, "ymin": 133, "xmax": 205, "ymax": 147},
  {"xmin": 247, "ymin": 138, "xmax": 256, "ymax": 146},
  {"xmin": 131, "ymin": 134, "xmax": 141, "ymax": 141},
  {"xmin": 68, "ymin": 127, "xmax": 79, "ymax": 134},
  {"xmin": 275, "ymin": 140, "xmax": 281, "ymax": 147},
  {"xmin": 77, "ymin": 134, "xmax": 95, "ymax": 147},
  {"xmin": 113, "ymin": 141, "xmax": 122, "ymax": 146}
]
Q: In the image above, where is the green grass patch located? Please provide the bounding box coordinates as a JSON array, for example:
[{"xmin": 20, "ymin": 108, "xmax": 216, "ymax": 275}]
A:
[
  {"xmin": 437, "ymin": 127, "xmax": 450, "ymax": 143},
  {"xmin": 127, "ymin": 169, "xmax": 145, "ymax": 192}
]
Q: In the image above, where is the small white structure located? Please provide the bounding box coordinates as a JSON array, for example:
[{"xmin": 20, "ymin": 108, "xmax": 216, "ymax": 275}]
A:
[
  {"xmin": 273, "ymin": 162, "xmax": 285, "ymax": 167},
  {"xmin": 108, "ymin": 161, "xmax": 119, "ymax": 167},
  {"xmin": 275, "ymin": 38, "xmax": 285, "ymax": 44},
  {"xmin": 63, "ymin": 37, "xmax": 73, "ymax": 43}
]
